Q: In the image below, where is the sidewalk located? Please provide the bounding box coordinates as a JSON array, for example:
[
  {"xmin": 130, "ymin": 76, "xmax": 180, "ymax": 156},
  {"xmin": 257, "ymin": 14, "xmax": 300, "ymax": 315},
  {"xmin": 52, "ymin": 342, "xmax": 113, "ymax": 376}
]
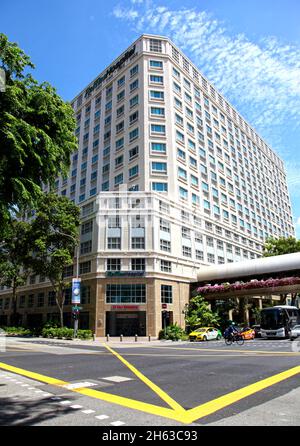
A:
[{"xmin": 4, "ymin": 335, "xmax": 188, "ymax": 347}]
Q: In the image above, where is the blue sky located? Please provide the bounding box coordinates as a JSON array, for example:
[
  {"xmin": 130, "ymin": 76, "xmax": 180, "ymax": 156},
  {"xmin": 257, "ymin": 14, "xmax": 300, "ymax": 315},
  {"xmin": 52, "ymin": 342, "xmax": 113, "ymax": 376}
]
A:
[{"xmin": 1, "ymin": 0, "xmax": 300, "ymax": 237}]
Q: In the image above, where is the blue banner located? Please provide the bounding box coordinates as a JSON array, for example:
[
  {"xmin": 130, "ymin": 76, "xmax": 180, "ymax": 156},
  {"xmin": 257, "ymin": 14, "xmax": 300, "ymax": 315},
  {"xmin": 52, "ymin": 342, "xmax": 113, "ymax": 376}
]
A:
[{"xmin": 72, "ymin": 278, "xmax": 81, "ymax": 304}]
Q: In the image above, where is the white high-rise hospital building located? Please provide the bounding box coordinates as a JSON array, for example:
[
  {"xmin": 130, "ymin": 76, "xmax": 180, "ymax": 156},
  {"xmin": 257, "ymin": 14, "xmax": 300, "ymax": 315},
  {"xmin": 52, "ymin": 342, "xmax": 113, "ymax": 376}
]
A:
[{"xmin": 0, "ymin": 35, "xmax": 295, "ymax": 336}]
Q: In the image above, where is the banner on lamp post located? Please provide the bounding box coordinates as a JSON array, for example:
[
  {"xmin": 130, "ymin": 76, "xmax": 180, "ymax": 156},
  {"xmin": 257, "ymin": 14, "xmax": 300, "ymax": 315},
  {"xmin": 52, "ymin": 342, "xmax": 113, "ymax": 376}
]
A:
[{"xmin": 72, "ymin": 278, "xmax": 81, "ymax": 304}]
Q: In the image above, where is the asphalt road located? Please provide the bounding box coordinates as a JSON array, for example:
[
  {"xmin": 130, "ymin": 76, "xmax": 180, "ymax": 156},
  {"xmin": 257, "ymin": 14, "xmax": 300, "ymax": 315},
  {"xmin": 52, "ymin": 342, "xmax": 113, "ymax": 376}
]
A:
[{"xmin": 0, "ymin": 337, "xmax": 300, "ymax": 426}]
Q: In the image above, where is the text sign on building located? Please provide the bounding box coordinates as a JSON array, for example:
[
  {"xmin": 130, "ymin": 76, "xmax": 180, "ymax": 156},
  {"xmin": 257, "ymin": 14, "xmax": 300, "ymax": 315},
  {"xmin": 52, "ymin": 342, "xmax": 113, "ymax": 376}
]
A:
[
  {"xmin": 85, "ymin": 45, "xmax": 136, "ymax": 98},
  {"xmin": 72, "ymin": 278, "xmax": 81, "ymax": 304},
  {"xmin": 111, "ymin": 305, "xmax": 139, "ymax": 311}
]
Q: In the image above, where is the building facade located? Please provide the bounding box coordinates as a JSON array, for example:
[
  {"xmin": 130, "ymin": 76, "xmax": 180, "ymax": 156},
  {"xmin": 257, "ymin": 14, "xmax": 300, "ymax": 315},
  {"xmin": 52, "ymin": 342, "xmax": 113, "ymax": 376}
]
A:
[{"xmin": 0, "ymin": 35, "xmax": 295, "ymax": 336}]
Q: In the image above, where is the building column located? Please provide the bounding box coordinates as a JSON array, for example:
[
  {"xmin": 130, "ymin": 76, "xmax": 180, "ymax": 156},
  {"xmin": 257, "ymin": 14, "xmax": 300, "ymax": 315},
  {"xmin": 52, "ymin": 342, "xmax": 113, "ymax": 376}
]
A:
[{"xmin": 244, "ymin": 307, "xmax": 250, "ymax": 325}]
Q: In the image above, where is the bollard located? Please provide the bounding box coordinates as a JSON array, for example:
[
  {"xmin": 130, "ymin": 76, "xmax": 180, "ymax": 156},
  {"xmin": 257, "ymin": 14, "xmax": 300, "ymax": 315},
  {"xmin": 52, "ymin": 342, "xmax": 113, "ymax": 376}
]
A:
[
  {"xmin": 135, "ymin": 334, "xmax": 138, "ymax": 342},
  {"xmin": 93, "ymin": 333, "xmax": 96, "ymax": 342},
  {"xmin": 120, "ymin": 334, "xmax": 123, "ymax": 342},
  {"xmin": 106, "ymin": 334, "xmax": 110, "ymax": 342},
  {"xmin": 148, "ymin": 334, "xmax": 151, "ymax": 342}
]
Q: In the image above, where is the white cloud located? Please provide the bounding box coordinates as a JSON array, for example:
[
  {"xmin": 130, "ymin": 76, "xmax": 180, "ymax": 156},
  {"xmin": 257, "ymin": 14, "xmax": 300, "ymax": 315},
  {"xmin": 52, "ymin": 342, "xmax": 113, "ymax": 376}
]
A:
[{"xmin": 113, "ymin": 2, "xmax": 300, "ymax": 135}]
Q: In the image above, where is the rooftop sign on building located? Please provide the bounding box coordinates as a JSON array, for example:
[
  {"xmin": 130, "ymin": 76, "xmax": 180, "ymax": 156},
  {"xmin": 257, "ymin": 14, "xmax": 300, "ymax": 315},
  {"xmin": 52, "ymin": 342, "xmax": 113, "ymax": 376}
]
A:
[{"xmin": 85, "ymin": 45, "xmax": 136, "ymax": 98}]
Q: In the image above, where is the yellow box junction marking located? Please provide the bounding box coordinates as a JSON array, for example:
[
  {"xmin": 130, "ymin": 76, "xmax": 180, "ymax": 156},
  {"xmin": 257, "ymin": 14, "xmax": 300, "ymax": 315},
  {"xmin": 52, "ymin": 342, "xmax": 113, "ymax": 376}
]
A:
[
  {"xmin": 103, "ymin": 343, "xmax": 185, "ymax": 414},
  {"xmin": 1, "ymin": 346, "xmax": 300, "ymax": 424}
]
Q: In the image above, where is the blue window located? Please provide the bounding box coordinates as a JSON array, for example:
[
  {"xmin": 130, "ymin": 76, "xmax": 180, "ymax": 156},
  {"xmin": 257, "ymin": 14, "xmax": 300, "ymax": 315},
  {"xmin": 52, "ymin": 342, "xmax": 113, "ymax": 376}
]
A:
[
  {"xmin": 114, "ymin": 173, "xmax": 123, "ymax": 186},
  {"xmin": 79, "ymin": 194, "xmax": 85, "ymax": 202},
  {"xmin": 178, "ymin": 167, "xmax": 187, "ymax": 180},
  {"xmin": 202, "ymin": 182, "xmax": 209, "ymax": 192},
  {"xmin": 151, "ymin": 107, "xmax": 165, "ymax": 116},
  {"xmin": 150, "ymin": 60, "xmax": 163, "ymax": 68},
  {"xmin": 192, "ymin": 194, "xmax": 200, "ymax": 205},
  {"xmin": 151, "ymin": 143, "xmax": 166, "ymax": 153},
  {"xmin": 188, "ymin": 139, "xmax": 195, "ymax": 150},
  {"xmin": 102, "ymin": 181, "xmax": 109, "ymax": 191},
  {"xmin": 152, "ymin": 182, "xmax": 168, "ymax": 192},
  {"xmin": 150, "ymin": 90, "xmax": 164, "ymax": 100},
  {"xmin": 129, "ymin": 128, "xmax": 139, "ymax": 142},
  {"xmin": 92, "ymin": 155, "xmax": 98, "ymax": 164},
  {"xmin": 90, "ymin": 188, "xmax": 97, "ymax": 196},
  {"xmin": 177, "ymin": 148, "xmax": 186, "ymax": 160},
  {"xmin": 130, "ymin": 95, "xmax": 139, "ymax": 108},
  {"xmin": 130, "ymin": 79, "xmax": 138, "ymax": 91},
  {"xmin": 176, "ymin": 130, "xmax": 184, "ymax": 143},
  {"xmin": 129, "ymin": 165, "xmax": 139, "ymax": 179},
  {"xmin": 116, "ymin": 137, "xmax": 124, "ymax": 150},
  {"xmin": 150, "ymin": 75, "xmax": 163, "ymax": 84},
  {"xmin": 203, "ymin": 200, "xmax": 210, "ymax": 209},
  {"xmin": 130, "ymin": 65, "xmax": 139, "ymax": 77},
  {"xmin": 152, "ymin": 162, "xmax": 167, "ymax": 173},
  {"xmin": 81, "ymin": 162, "xmax": 87, "ymax": 171},
  {"xmin": 91, "ymin": 171, "xmax": 97, "ymax": 181},
  {"xmin": 189, "ymin": 156, "xmax": 197, "ymax": 167},
  {"xmin": 179, "ymin": 187, "xmax": 188, "ymax": 200},
  {"xmin": 191, "ymin": 175, "xmax": 199, "ymax": 187},
  {"xmin": 151, "ymin": 124, "xmax": 165, "ymax": 134}
]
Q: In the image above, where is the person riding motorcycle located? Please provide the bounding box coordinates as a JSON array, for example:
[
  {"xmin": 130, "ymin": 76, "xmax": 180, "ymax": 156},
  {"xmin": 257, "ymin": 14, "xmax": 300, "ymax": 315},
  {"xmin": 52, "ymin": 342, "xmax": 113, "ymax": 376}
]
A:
[{"xmin": 224, "ymin": 322, "xmax": 239, "ymax": 339}]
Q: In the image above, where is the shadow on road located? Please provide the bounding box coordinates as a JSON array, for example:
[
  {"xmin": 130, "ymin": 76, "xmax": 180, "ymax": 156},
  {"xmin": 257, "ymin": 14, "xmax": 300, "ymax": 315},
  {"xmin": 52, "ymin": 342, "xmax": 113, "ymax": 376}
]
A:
[{"xmin": 0, "ymin": 395, "xmax": 74, "ymax": 426}]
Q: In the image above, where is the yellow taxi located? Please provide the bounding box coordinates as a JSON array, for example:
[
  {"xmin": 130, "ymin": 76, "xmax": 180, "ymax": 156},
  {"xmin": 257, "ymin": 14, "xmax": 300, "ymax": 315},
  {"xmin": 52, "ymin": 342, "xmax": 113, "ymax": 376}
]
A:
[
  {"xmin": 189, "ymin": 327, "xmax": 222, "ymax": 342},
  {"xmin": 240, "ymin": 327, "xmax": 255, "ymax": 340}
]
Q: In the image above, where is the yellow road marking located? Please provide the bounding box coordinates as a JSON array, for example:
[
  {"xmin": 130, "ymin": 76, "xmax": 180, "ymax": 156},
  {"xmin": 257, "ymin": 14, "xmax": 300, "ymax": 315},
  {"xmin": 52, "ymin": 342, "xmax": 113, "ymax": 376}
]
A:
[
  {"xmin": 103, "ymin": 343, "xmax": 185, "ymax": 414},
  {"xmin": 1, "ymin": 353, "xmax": 300, "ymax": 424},
  {"xmin": 184, "ymin": 365, "xmax": 300, "ymax": 423},
  {"xmin": 0, "ymin": 362, "xmax": 68, "ymax": 387},
  {"xmin": 0, "ymin": 361, "xmax": 185, "ymax": 423}
]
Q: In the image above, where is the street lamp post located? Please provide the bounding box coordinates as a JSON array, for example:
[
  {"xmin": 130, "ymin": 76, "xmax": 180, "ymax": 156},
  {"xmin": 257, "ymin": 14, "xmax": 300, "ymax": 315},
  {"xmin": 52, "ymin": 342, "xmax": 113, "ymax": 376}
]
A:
[{"xmin": 53, "ymin": 230, "xmax": 80, "ymax": 338}]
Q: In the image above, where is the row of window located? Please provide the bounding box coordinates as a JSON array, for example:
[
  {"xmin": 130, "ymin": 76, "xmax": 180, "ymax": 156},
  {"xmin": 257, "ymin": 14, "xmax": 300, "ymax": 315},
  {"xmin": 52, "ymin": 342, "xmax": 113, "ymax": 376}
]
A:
[
  {"xmin": 106, "ymin": 284, "xmax": 172, "ymax": 304},
  {"xmin": 0, "ymin": 286, "xmax": 91, "ymax": 310}
]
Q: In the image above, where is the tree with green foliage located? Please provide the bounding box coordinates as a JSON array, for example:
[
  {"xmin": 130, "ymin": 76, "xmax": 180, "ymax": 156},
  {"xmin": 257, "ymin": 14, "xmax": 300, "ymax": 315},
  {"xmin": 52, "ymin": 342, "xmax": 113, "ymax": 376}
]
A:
[
  {"xmin": 263, "ymin": 236, "xmax": 300, "ymax": 306},
  {"xmin": 0, "ymin": 33, "xmax": 77, "ymax": 235},
  {"xmin": 185, "ymin": 295, "xmax": 220, "ymax": 332},
  {"xmin": 30, "ymin": 193, "xmax": 80, "ymax": 328},
  {"xmin": 263, "ymin": 237, "xmax": 300, "ymax": 257},
  {"xmin": 0, "ymin": 220, "xmax": 33, "ymax": 325}
]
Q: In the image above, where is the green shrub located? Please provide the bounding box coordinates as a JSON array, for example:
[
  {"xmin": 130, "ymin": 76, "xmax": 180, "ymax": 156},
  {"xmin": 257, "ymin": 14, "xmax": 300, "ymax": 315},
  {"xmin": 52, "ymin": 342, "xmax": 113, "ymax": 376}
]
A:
[
  {"xmin": 41, "ymin": 327, "xmax": 92, "ymax": 340},
  {"xmin": 42, "ymin": 327, "xmax": 73, "ymax": 339},
  {"xmin": 77, "ymin": 330, "xmax": 93, "ymax": 340},
  {"xmin": 2, "ymin": 326, "xmax": 32, "ymax": 336},
  {"xmin": 158, "ymin": 323, "xmax": 188, "ymax": 341}
]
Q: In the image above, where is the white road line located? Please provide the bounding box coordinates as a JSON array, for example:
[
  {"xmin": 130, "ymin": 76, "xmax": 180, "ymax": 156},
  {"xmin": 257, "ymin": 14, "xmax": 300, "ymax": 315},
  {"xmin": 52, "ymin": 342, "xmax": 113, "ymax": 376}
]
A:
[
  {"xmin": 35, "ymin": 390, "xmax": 44, "ymax": 394},
  {"xmin": 110, "ymin": 421, "xmax": 125, "ymax": 426},
  {"xmin": 70, "ymin": 405, "xmax": 83, "ymax": 409},
  {"xmin": 95, "ymin": 415, "xmax": 109, "ymax": 420},
  {"xmin": 81, "ymin": 409, "xmax": 95, "ymax": 414},
  {"xmin": 102, "ymin": 376, "xmax": 133, "ymax": 383},
  {"xmin": 59, "ymin": 400, "xmax": 72, "ymax": 405},
  {"xmin": 21, "ymin": 384, "xmax": 29, "ymax": 387},
  {"xmin": 64, "ymin": 381, "xmax": 98, "ymax": 390}
]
